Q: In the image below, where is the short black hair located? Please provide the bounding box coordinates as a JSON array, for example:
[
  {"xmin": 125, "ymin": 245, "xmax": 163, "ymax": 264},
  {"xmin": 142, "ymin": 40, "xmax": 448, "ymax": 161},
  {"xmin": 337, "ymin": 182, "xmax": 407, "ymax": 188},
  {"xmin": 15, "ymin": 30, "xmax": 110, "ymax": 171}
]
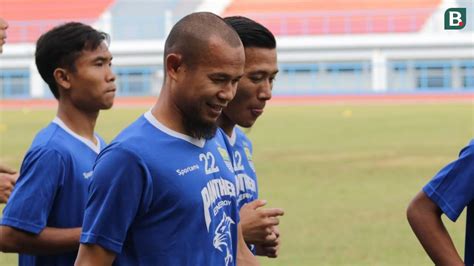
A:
[
  {"xmin": 35, "ymin": 22, "xmax": 109, "ymax": 99},
  {"xmin": 164, "ymin": 12, "xmax": 242, "ymax": 68},
  {"xmin": 224, "ymin": 16, "xmax": 276, "ymax": 49}
]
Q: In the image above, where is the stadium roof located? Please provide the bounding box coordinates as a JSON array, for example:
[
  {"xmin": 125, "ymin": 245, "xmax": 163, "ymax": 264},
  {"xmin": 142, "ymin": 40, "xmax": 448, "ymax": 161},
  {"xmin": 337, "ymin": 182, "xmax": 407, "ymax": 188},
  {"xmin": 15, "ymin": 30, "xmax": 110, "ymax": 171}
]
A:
[{"xmin": 0, "ymin": 0, "xmax": 115, "ymax": 42}]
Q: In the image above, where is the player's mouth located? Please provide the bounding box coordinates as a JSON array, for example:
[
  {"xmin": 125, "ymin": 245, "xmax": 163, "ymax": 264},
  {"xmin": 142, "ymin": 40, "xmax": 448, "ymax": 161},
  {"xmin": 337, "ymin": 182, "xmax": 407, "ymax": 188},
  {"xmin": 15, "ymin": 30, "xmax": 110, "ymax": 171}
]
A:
[
  {"xmin": 207, "ymin": 103, "xmax": 225, "ymax": 117},
  {"xmin": 250, "ymin": 104, "xmax": 265, "ymax": 117},
  {"xmin": 105, "ymin": 87, "xmax": 116, "ymax": 94}
]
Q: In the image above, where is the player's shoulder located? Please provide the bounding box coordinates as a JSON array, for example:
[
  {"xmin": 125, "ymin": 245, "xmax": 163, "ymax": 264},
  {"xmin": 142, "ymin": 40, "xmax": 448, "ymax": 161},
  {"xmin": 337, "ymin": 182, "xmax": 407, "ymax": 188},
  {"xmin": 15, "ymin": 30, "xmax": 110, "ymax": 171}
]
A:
[
  {"xmin": 235, "ymin": 127, "xmax": 250, "ymax": 141},
  {"xmin": 459, "ymin": 139, "xmax": 474, "ymax": 157},
  {"xmin": 235, "ymin": 127, "xmax": 253, "ymax": 149},
  {"xmin": 110, "ymin": 115, "xmax": 151, "ymax": 144},
  {"xmin": 28, "ymin": 123, "xmax": 70, "ymax": 154}
]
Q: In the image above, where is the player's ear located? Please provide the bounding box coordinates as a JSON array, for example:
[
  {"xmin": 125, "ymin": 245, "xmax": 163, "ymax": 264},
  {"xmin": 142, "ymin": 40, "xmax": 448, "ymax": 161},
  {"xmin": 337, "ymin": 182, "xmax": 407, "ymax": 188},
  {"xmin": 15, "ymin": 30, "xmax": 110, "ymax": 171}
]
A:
[
  {"xmin": 53, "ymin": 68, "xmax": 72, "ymax": 90},
  {"xmin": 166, "ymin": 53, "xmax": 183, "ymax": 81}
]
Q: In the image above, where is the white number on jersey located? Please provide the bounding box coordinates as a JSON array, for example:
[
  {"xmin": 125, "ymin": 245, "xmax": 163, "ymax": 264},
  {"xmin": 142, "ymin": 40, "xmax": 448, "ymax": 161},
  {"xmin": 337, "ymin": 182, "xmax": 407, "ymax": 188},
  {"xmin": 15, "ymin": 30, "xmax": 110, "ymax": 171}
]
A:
[
  {"xmin": 233, "ymin": 151, "xmax": 245, "ymax": 172},
  {"xmin": 199, "ymin": 152, "xmax": 220, "ymax": 175}
]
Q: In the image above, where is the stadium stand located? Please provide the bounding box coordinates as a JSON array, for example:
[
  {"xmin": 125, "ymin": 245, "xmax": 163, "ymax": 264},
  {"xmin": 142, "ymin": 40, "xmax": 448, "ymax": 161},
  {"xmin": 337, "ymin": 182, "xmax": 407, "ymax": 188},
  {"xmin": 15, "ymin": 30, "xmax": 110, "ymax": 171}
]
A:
[
  {"xmin": 0, "ymin": 0, "xmax": 114, "ymax": 43},
  {"xmin": 222, "ymin": 0, "xmax": 442, "ymax": 35},
  {"xmin": 0, "ymin": 0, "xmax": 472, "ymax": 98}
]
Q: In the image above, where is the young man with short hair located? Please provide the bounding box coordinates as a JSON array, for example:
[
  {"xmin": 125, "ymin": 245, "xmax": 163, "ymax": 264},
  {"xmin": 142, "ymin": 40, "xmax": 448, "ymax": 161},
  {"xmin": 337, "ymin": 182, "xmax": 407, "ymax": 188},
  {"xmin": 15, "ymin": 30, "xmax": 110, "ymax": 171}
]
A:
[
  {"xmin": 220, "ymin": 16, "xmax": 284, "ymax": 258},
  {"xmin": 0, "ymin": 22, "xmax": 115, "ymax": 265}
]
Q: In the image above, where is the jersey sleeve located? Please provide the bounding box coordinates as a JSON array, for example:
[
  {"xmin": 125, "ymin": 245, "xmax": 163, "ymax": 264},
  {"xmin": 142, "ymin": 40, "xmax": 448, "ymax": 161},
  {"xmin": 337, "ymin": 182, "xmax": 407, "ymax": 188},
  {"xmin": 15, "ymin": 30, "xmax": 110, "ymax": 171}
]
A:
[
  {"xmin": 80, "ymin": 146, "xmax": 153, "ymax": 254},
  {"xmin": 423, "ymin": 144, "xmax": 474, "ymax": 222},
  {"xmin": 1, "ymin": 148, "xmax": 65, "ymax": 234}
]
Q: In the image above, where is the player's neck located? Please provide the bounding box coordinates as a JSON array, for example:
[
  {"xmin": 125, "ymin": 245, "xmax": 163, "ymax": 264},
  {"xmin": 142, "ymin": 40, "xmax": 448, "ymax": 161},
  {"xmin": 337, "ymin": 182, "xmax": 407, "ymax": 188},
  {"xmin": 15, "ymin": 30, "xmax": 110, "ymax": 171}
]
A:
[
  {"xmin": 217, "ymin": 115, "xmax": 235, "ymax": 138},
  {"xmin": 152, "ymin": 90, "xmax": 188, "ymax": 136},
  {"xmin": 56, "ymin": 101, "xmax": 99, "ymax": 144}
]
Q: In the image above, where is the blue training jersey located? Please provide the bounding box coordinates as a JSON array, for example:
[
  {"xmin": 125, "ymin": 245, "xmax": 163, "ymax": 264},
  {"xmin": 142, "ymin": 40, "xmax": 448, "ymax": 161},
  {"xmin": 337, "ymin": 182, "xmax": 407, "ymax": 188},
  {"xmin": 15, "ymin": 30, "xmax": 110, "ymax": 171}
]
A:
[
  {"xmin": 1, "ymin": 118, "xmax": 105, "ymax": 266},
  {"xmin": 220, "ymin": 127, "xmax": 258, "ymax": 210},
  {"xmin": 423, "ymin": 139, "xmax": 474, "ymax": 265},
  {"xmin": 80, "ymin": 111, "xmax": 240, "ymax": 266},
  {"xmin": 220, "ymin": 127, "xmax": 259, "ymax": 254}
]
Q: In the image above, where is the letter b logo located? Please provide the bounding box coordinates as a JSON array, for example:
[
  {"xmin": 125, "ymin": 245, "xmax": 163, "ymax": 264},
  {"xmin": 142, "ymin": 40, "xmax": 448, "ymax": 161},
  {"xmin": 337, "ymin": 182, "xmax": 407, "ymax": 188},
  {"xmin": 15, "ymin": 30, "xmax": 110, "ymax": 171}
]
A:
[{"xmin": 444, "ymin": 8, "xmax": 467, "ymax": 30}]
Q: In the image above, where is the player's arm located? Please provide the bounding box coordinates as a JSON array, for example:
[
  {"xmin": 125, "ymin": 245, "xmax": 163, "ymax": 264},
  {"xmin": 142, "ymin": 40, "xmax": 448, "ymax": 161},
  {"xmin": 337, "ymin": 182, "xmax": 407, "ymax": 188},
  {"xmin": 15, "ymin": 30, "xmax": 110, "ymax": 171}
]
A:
[
  {"xmin": 0, "ymin": 226, "xmax": 81, "ymax": 254},
  {"xmin": 0, "ymin": 148, "xmax": 77, "ymax": 254},
  {"xmin": 237, "ymin": 223, "xmax": 260, "ymax": 266},
  {"xmin": 75, "ymin": 244, "xmax": 116, "ymax": 266},
  {"xmin": 407, "ymin": 191, "xmax": 463, "ymax": 265},
  {"xmin": 77, "ymin": 147, "xmax": 149, "ymax": 265},
  {"xmin": 240, "ymin": 199, "xmax": 284, "ymax": 245}
]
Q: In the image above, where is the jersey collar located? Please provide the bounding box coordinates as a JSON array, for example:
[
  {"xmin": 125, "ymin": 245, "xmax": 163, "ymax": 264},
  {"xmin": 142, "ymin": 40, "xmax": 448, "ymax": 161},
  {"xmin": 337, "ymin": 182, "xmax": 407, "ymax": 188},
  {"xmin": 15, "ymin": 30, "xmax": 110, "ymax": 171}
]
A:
[
  {"xmin": 52, "ymin": 117, "xmax": 101, "ymax": 154},
  {"xmin": 223, "ymin": 127, "xmax": 237, "ymax": 146},
  {"xmin": 144, "ymin": 110, "xmax": 206, "ymax": 148}
]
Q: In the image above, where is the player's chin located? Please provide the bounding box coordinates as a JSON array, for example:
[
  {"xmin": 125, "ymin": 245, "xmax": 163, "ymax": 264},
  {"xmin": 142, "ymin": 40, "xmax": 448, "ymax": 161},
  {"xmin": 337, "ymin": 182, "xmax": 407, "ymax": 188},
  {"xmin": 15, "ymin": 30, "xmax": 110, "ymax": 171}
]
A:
[
  {"xmin": 99, "ymin": 99, "xmax": 115, "ymax": 110},
  {"xmin": 203, "ymin": 111, "xmax": 221, "ymax": 125},
  {"xmin": 238, "ymin": 117, "xmax": 256, "ymax": 128}
]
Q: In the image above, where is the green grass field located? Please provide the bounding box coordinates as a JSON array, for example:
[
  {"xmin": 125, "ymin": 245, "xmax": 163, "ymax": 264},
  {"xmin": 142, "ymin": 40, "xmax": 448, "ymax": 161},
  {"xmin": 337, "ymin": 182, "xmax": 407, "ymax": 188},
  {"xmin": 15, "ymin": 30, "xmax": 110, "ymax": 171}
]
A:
[{"xmin": 0, "ymin": 103, "xmax": 472, "ymax": 265}]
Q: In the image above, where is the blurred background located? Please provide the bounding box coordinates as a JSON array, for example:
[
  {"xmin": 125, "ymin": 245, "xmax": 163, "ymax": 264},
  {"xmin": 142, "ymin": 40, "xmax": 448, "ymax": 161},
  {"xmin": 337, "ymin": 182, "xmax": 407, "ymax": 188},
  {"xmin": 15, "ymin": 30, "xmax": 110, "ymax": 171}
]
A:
[
  {"xmin": 0, "ymin": 0, "xmax": 473, "ymax": 265},
  {"xmin": 0, "ymin": 0, "xmax": 473, "ymax": 98}
]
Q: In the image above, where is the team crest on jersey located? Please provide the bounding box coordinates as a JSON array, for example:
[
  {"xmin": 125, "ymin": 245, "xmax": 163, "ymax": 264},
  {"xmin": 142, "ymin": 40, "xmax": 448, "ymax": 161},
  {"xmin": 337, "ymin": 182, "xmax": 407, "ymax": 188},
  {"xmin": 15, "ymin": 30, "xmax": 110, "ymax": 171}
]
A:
[
  {"xmin": 217, "ymin": 145, "xmax": 234, "ymax": 172},
  {"xmin": 243, "ymin": 145, "xmax": 255, "ymax": 172},
  {"xmin": 213, "ymin": 212, "xmax": 235, "ymax": 266},
  {"xmin": 243, "ymin": 147, "xmax": 252, "ymax": 161}
]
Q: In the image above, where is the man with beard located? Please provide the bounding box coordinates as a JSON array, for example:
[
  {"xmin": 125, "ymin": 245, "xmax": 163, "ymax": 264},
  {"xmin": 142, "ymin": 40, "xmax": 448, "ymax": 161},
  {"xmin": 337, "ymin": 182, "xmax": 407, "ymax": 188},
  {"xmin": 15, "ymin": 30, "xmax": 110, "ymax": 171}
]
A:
[{"xmin": 75, "ymin": 12, "xmax": 258, "ymax": 266}]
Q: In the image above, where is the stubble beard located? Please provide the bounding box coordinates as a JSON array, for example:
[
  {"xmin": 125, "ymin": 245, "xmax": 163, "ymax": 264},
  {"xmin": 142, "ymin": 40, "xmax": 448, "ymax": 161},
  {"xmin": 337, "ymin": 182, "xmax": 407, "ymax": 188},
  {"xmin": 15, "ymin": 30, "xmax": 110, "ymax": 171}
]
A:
[{"xmin": 182, "ymin": 108, "xmax": 217, "ymax": 140}]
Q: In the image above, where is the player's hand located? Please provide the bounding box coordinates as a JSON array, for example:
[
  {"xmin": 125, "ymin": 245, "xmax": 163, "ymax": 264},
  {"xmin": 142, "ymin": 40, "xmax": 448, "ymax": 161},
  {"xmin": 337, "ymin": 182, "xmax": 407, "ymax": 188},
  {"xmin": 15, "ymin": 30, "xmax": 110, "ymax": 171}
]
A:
[
  {"xmin": 240, "ymin": 199, "xmax": 284, "ymax": 245},
  {"xmin": 0, "ymin": 165, "xmax": 18, "ymax": 203},
  {"xmin": 255, "ymin": 226, "xmax": 280, "ymax": 258},
  {"xmin": 0, "ymin": 164, "xmax": 16, "ymax": 174}
]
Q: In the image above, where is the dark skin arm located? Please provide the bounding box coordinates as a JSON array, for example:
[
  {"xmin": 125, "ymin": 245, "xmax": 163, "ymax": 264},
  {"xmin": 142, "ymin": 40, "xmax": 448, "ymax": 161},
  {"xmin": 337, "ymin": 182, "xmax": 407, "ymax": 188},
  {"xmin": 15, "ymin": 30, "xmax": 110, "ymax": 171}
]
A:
[
  {"xmin": 237, "ymin": 223, "xmax": 260, "ymax": 266},
  {"xmin": 407, "ymin": 191, "xmax": 463, "ymax": 266},
  {"xmin": 0, "ymin": 225, "xmax": 81, "ymax": 254},
  {"xmin": 75, "ymin": 243, "xmax": 116, "ymax": 266}
]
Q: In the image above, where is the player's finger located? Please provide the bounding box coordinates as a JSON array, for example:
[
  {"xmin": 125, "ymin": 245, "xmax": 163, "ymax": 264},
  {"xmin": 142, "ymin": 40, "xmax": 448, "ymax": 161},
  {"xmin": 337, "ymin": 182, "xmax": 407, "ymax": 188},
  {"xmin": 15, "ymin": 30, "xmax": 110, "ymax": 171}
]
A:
[
  {"xmin": 0, "ymin": 164, "xmax": 16, "ymax": 174},
  {"xmin": 264, "ymin": 231, "xmax": 280, "ymax": 243},
  {"xmin": 246, "ymin": 199, "xmax": 267, "ymax": 210},
  {"xmin": 261, "ymin": 245, "xmax": 278, "ymax": 258},
  {"xmin": 265, "ymin": 216, "xmax": 280, "ymax": 226},
  {"xmin": 8, "ymin": 173, "xmax": 19, "ymax": 184},
  {"xmin": 273, "ymin": 227, "xmax": 280, "ymax": 237},
  {"xmin": 262, "ymin": 208, "xmax": 284, "ymax": 217}
]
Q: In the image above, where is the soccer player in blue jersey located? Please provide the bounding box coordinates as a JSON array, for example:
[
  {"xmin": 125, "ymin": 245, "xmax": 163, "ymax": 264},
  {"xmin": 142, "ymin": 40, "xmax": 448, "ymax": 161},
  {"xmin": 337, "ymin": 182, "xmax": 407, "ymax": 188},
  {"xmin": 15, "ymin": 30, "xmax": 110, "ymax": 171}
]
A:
[
  {"xmin": 75, "ymin": 12, "xmax": 258, "ymax": 266},
  {"xmin": 219, "ymin": 16, "xmax": 285, "ymax": 259},
  {"xmin": 407, "ymin": 141, "xmax": 474, "ymax": 265},
  {"xmin": 0, "ymin": 22, "xmax": 115, "ymax": 265}
]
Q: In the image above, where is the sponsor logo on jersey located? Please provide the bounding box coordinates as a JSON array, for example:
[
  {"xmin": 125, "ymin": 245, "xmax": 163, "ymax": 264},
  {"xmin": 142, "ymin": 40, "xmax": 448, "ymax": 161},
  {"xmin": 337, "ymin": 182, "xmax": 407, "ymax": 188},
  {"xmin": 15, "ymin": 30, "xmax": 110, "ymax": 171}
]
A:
[{"xmin": 176, "ymin": 164, "xmax": 200, "ymax": 176}]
